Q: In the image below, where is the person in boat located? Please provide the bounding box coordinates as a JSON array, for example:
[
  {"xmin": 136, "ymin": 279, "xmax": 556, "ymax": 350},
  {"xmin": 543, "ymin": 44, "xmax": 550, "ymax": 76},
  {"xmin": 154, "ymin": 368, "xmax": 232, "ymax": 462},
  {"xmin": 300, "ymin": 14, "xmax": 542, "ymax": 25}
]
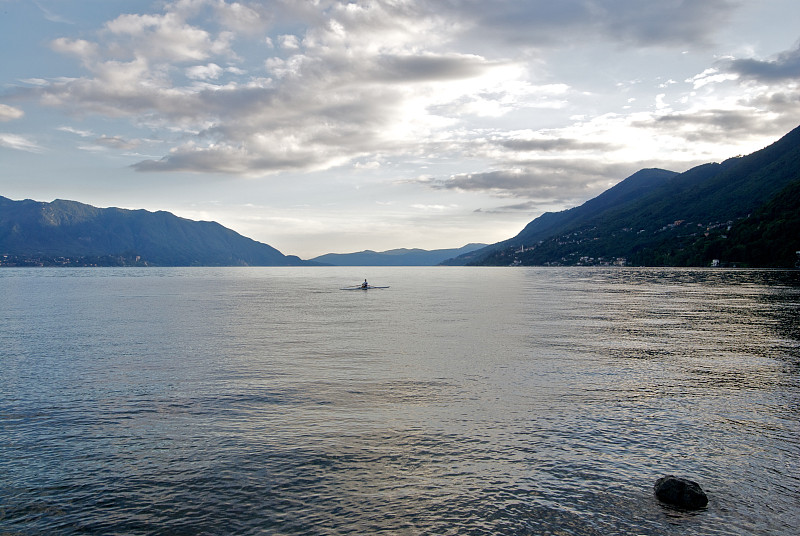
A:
[{"xmin": 361, "ymin": 279, "xmax": 368, "ymax": 288}]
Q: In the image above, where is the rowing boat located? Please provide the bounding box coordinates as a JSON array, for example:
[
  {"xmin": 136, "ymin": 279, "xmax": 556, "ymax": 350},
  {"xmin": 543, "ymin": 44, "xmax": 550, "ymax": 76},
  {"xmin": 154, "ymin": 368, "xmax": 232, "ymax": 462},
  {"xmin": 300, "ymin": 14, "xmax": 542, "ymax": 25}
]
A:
[{"xmin": 340, "ymin": 285, "xmax": 390, "ymax": 290}]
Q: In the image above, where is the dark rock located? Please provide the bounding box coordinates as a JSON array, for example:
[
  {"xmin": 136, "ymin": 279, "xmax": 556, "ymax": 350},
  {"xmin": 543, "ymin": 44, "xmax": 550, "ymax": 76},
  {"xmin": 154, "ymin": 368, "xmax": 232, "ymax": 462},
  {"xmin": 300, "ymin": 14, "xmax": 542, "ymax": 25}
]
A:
[{"xmin": 654, "ymin": 475, "xmax": 708, "ymax": 510}]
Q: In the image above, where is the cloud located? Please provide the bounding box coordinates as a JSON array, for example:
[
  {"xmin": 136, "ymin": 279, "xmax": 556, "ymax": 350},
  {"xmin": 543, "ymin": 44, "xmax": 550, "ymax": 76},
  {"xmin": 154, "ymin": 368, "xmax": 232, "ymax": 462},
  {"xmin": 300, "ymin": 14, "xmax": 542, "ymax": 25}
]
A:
[
  {"xmin": 27, "ymin": 0, "xmax": 536, "ymax": 176},
  {"xmin": 374, "ymin": 54, "xmax": 498, "ymax": 83},
  {"xmin": 721, "ymin": 42, "xmax": 800, "ymax": 82},
  {"xmin": 0, "ymin": 104, "xmax": 24, "ymax": 121},
  {"xmin": 411, "ymin": 204, "xmax": 458, "ymax": 211},
  {"xmin": 642, "ymin": 107, "xmax": 800, "ymax": 145},
  {"xmin": 94, "ymin": 135, "xmax": 141, "ymax": 150},
  {"xmin": 19, "ymin": 78, "xmax": 50, "ymax": 87},
  {"xmin": 0, "ymin": 133, "xmax": 41, "ymax": 152},
  {"xmin": 634, "ymin": 47, "xmax": 800, "ymax": 144},
  {"xmin": 427, "ymin": 0, "xmax": 738, "ymax": 48},
  {"xmin": 34, "ymin": 1, "xmax": 74, "ymax": 24},
  {"xmin": 670, "ymin": 44, "xmax": 800, "ymax": 141},
  {"xmin": 51, "ymin": 38, "xmax": 99, "ymax": 61},
  {"xmin": 278, "ymin": 34, "xmax": 300, "ymax": 50},
  {"xmin": 12, "ymin": 0, "xmax": 774, "ymax": 183},
  {"xmin": 648, "ymin": 110, "xmax": 774, "ymax": 139},
  {"xmin": 475, "ymin": 200, "xmax": 540, "ymax": 213},
  {"xmin": 185, "ymin": 63, "xmax": 224, "ymax": 80},
  {"xmin": 131, "ymin": 139, "xmax": 352, "ymax": 175},
  {"xmin": 211, "ymin": 1, "xmax": 273, "ymax": 35},
  {"xmin": 497, "ymin": 137, "xmax": 616, "ymax": 152},
  {"xmin": 57, "ymin": 126, "xmax": 93, "ymax": 137},
  {"xmin": 102, "ymin": 11, "xmax": 234, "ymax": 62},
  {"xmin": 423, "ymin": 159, "xmax": 637, "ymax": 201},
  {"xmin": 589, "ymin": 0, "xmax": 737, "ymax": 46},
  {"xmin": 751, "ymin": 90, "xmax": 800, "ymax": 114},
  {"xmin": 686, "ymin": 68, "xmax": 738, "ymax": 89}
]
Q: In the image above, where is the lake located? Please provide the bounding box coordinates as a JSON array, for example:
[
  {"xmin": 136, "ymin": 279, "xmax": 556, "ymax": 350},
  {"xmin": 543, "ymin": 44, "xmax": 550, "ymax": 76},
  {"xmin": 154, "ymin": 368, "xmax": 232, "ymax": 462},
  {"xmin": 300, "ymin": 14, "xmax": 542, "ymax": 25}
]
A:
[{"xmin": 1, "ymin": 267, "xmax": 799, "ymax": 535}]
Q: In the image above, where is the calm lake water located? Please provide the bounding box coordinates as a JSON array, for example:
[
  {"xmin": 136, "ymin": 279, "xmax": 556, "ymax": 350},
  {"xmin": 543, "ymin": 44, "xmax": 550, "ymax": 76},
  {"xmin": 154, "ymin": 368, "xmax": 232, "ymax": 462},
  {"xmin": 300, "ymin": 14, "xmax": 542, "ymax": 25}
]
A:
[{"xmin": 1, "ymin": 267, "xmax": 799, "ymax": 535}]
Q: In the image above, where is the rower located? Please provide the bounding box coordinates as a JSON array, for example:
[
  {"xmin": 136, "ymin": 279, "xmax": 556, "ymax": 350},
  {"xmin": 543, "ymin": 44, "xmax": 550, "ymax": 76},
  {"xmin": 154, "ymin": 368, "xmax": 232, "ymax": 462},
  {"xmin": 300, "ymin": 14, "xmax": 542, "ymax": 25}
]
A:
[{"xmin": 361, "ymin": 279, "xmax": 368, "ymax": 288}]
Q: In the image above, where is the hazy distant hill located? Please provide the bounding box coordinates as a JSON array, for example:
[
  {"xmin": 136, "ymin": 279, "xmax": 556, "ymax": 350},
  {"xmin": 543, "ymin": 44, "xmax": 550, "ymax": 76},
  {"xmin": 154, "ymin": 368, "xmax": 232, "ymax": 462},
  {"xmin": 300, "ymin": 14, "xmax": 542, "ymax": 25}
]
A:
[
  {"xmin": 444, "ymin": 123, "xmax": 800, "ymax": 268},
  {"xmin": 312, "ymin": 243, "xmax": 486, "ymax": 266},
  {"xmin": 0, "ymin": 197, "xmax": 310, "ymax": 266}
]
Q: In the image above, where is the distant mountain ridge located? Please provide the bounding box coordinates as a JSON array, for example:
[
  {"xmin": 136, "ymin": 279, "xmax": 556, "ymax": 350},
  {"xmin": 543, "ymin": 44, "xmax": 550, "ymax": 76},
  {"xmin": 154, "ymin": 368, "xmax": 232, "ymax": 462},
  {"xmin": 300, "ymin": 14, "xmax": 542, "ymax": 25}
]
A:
[
  {"xmin": 0, "ymin": 197, "xmax": 310, "ymax": 266},
  {"xmin": 443, "ymin": 123, "xmax": 800, "ymax": 268},
  {"xmin": 312, "ymin": 244, "xmax": 486, "ymax": 266}
]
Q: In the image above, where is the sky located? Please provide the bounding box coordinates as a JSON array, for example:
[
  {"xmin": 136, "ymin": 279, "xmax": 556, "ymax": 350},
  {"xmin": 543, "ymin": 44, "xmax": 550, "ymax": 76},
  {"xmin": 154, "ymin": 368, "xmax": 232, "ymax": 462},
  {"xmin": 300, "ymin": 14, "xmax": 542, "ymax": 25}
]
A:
[{"xmin": 1, "ymin": 0, "xmax": 799, "ymax": 259}]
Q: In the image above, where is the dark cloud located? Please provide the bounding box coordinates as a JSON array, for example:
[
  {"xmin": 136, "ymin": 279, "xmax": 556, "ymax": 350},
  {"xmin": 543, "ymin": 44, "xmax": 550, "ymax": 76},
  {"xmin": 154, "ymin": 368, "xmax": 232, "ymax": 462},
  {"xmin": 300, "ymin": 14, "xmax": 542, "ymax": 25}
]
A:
[
  {"xmin": 652, "ymin": 110, "xmax": 761, "ymax": 135},
  {"xmin": 722, "ymin": 43, "xmax": 800, "ymax": 81},
  {"xmin": 752, "ymin": 90, "xmax": 800, "ymax": 112},
  {"xmin": 131, "ymin": 143, "xmax": 338, "ymax": 175},
  {"xmin": 423, "ymin": 159, "xmax": 637, "ymax": 201},
  {"xmin": 640, "ymin": 107, "xmax": 800, "ymax": 143},
  {"xmin": 434, "ymin": 169, "xmax": 543, "ymax": 193},
  {"xmin": 498, "ymin": 138, "xmax": 617, "ymax": 152},
  {"xmin": 475, "ymin": 200, "xmax": 541, "ymax": 213},
  {"xmin": 375, "ymin": 54, "xmax": 497, "ymax": 83},
  {"xmin": 426, "ymin": 0, "xmax": 738, "ymax": 48},
  {"xmin": 593, "ymin": 0, "xmax": 737, "ymax": 46}
]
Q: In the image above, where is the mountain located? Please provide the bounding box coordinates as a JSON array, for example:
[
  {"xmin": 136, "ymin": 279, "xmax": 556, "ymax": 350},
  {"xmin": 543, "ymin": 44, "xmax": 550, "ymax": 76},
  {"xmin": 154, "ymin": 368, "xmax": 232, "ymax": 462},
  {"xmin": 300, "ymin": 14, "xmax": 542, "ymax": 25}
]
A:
[
  {"xmin": 0, "ymin": 197, "xmax": 311, "ymax": 267},
  {"xmin": 441, "ymin": 168, "xmax": 678, "ymax": 265},
  {"xmin": 312, "ymin": 243, "xmax": 487, "ymax": 266},
  {"xmin": 444, "ymin": 123, "xmax": 800, "ymax": 268}
]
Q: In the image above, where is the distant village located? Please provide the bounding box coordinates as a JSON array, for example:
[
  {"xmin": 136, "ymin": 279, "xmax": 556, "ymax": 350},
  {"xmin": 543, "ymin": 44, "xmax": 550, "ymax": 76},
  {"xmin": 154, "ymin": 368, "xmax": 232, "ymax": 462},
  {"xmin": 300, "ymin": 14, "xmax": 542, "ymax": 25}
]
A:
[
  {"xmin": 503, "ymin": 218, "xmax": 749, "ymax": 267},
  {"xmin": 0, "ymin": 254, "xmax": 148, "ymax": 267}
]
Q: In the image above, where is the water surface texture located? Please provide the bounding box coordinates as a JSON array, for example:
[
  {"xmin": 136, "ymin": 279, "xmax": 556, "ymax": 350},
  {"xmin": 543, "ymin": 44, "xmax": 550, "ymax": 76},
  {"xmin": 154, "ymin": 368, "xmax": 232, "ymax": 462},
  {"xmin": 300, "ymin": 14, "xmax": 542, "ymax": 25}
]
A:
[{"xmin": 2, "ymin": 267, "xmax": 799, "ymax": 535}]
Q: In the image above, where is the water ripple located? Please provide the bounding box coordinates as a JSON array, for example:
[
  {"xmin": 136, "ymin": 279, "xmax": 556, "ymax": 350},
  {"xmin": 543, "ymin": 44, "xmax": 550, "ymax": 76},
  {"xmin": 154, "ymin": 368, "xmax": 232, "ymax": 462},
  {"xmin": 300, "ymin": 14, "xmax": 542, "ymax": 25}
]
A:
[{"xmin": 1, "ymin": 267, "xmax": 799, "ymax": 535}]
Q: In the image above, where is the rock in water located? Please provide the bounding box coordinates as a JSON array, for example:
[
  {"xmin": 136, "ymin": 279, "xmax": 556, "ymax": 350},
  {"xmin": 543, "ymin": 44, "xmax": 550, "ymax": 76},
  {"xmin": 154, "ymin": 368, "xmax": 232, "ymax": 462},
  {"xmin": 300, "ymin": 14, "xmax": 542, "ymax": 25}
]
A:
[{"xmin": 654, "ymin": 475, "xmax": 708, "ymax": 509}]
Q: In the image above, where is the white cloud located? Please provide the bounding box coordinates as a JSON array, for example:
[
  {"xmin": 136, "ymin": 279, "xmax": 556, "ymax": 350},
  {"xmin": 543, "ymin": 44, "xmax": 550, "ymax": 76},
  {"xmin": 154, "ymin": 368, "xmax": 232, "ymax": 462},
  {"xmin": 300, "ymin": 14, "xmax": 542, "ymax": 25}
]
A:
[
  {"xmin": 34, "ymin": 1, "xmax": 74, "ymax": 24},
  {"xmin": 213, "ymin": 0, "xmax": 272, "ymax": 35},
  {"xmin": 687, "ymin": 68, "xmax": 739, "ymax": 89},
  {"xmin": 50, "ymin": 38, "xmax": 98, "ymax": 62},
  {"xmin": 19, "ymin": 78, "xmax": 50, "ymax": 86},
  {"xmin": 186, "ymin": 63, "xmax": 224, "ymax": 80},
  {"xmin": 411, "ymin": 204, "xmax": 458, "ymax": 211},
  {"xmin": 354, "ymin": 160, "xmax": 381, "ymax": 170},
  {"xmin": 0, "ymin": 104, "xmax": 24, "ymax": 121},
  {"xmin": 57, "ymin": 126, "xmax": 93, "ymax": 137},
  {"xmin": 102, "ymin": 10, "xmax": 233, "ymax": 62},
  {"xmin": 278, "ymin": 34, "xmax": 300, "ymax": 50},
  {"xmin": 94, "ymin": 135, "xmax": 141, "ymax": 150},
  {"xmin": 0, "ymin": 133, "xmax": 42, "ymax": 152}
]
